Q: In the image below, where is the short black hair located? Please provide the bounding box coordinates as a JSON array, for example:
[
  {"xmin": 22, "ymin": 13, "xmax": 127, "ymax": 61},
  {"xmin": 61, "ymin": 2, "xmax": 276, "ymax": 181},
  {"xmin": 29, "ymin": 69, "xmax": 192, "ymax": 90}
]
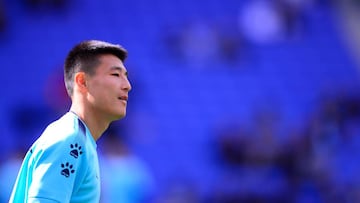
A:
[{"xmin": 64, "ymin": 40, "xmax": 127, "ymax": 97}]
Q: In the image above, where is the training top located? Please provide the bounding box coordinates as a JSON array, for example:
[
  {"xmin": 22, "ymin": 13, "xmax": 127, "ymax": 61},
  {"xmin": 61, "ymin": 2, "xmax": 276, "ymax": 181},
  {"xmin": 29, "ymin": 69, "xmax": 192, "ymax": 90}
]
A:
[{"xmin": 9, "ymin": 111, "xmax": 100, "ymax": 203}]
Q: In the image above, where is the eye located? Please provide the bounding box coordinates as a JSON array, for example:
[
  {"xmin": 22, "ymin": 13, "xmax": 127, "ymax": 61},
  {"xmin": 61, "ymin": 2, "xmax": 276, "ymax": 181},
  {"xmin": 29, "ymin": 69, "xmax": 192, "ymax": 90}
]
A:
[{"xmin": 111, "ymin": 73, "xmax": 120, "ymax": 77}]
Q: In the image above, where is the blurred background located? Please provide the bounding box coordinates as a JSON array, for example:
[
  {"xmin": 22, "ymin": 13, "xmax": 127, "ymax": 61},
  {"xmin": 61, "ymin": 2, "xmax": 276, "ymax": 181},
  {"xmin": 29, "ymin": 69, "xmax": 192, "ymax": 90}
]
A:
[{"xmin": 1, "ymin": 0, "xmax": 360, "ymax": 202}]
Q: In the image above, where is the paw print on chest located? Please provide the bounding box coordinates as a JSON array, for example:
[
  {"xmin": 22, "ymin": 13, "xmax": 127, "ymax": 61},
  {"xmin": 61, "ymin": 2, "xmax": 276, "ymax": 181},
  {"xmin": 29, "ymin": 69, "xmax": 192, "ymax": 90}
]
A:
[
  {"xmin": 61, "ymin": 162, "xmax": 75, "ymax": 178},
  {"xmin": 70, "ymin": 143, "xmax": 83, "ymax": 158}
]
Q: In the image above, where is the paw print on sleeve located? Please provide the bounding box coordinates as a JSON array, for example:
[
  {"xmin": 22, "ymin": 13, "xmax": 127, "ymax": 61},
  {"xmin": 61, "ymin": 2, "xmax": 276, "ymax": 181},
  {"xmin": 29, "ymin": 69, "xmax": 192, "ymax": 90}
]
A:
[
  {"xmin": 70, "ymin": 143, "xmax": 83, "ymax": 159},
  {"xmin": 60, "ymin": 162, "xmax": 75, "ymax": 178}
]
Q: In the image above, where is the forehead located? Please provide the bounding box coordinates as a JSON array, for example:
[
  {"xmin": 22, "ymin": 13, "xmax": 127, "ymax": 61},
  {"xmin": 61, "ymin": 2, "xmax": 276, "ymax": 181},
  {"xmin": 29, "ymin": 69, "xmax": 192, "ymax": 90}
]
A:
[{"xmin": 97, "ymin": 54, "xmax": 126, "ymax": 72}]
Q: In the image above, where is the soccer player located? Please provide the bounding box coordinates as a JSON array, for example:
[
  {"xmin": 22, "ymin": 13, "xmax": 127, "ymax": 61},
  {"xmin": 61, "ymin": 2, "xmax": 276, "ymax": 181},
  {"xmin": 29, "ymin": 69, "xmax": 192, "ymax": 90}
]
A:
[{"xmin": 9, "ymin": 40, "xmax": 132, "ymax": 202}]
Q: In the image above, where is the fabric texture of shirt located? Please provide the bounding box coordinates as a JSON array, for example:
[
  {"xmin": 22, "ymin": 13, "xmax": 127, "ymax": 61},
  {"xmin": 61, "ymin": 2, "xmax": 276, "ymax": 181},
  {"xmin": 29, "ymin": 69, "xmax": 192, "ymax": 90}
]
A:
[{"xmin": 9, "ymin": 112, "xmax": 100, "ymax": 203}]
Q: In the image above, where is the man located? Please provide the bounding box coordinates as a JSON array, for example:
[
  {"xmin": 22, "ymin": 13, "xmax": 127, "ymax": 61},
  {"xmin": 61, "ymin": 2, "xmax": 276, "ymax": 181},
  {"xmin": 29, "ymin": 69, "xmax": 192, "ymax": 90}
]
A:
[{"xmin": 9, "ymin": 40, "xmax": 132, "ymax": 202}]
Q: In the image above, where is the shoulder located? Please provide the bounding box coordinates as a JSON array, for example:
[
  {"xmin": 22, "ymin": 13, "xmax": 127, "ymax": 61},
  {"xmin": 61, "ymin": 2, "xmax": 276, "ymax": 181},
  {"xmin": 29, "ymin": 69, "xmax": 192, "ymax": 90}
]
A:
[
  {"xmin": 31, "ymin": 113, "xmax": 87, "ymax": 156},
  {"xmin": 44, "ymin": 113, "xmax": 85, "ymax": 144}
]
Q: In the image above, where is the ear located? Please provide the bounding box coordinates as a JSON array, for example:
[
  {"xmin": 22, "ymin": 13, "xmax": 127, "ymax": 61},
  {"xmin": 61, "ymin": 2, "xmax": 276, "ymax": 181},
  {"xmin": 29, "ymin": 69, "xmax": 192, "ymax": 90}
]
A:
[{"xmin": 74, "ymin": 72, "xmax": 87, "ymax": 93}]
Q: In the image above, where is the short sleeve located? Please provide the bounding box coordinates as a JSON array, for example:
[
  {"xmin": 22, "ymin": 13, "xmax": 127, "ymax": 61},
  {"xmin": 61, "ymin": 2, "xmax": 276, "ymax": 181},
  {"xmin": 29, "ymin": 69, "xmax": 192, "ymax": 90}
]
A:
[
  {"xmin": 28, "ymin": 132, "xmax": 86, "ymax": 202},
  {"xmin": 28, "ymin": 197, "xmax": 60, "ymax": 203}
]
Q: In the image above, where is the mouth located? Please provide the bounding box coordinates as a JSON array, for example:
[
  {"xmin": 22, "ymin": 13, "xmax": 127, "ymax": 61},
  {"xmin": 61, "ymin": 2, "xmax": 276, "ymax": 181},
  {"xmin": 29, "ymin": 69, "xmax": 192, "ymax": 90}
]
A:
[{"xmin": 118, "ymin": 96, "xmax": 128, "ymax": 101}]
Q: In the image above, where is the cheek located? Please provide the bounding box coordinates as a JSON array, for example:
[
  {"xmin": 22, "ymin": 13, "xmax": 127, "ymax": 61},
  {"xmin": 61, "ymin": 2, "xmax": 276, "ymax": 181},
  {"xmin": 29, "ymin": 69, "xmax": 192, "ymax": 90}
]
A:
[
  {"xmin": 88, "ymin": 78, "xmax": 119, "ymax": 99},
  {"xmin": 88, "ymin": 82, "xmax": 107, "ymax": 101},
  {"xmin": 91, "ymin": 82, "xmax": 117, "ymax": 100}
]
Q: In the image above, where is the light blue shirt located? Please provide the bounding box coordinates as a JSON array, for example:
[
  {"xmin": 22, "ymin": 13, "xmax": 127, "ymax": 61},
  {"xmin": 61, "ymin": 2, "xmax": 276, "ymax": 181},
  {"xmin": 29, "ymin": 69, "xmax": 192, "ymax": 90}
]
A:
[{"xmin": 9, "ymin": 112, "xmax": 100, "ymax": 203}]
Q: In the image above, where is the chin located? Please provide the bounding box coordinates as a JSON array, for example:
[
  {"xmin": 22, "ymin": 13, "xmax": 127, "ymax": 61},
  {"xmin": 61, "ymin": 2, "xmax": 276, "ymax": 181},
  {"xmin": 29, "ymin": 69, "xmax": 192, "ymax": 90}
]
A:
[
  {"xmin": 118, "ymin": 113, "xmax": 126, "ymax": 119},
  {"xmin": 114, "ymin": 111, "xmax": 126, "ymax": 120}
]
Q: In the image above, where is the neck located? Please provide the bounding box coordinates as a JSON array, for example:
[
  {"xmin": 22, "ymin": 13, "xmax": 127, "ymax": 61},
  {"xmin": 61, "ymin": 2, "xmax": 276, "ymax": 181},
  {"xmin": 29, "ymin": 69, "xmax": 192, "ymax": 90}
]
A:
[{"xmin": 70, "ymin": 103, "xmax": 110, "ymax": 141}]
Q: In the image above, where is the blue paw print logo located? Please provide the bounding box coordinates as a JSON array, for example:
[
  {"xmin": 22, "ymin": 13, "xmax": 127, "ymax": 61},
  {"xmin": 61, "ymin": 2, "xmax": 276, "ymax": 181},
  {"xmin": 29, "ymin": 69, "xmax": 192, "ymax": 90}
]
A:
[
  {"xmin": 70, "ymin": 143, "xmax": 83, "ymax": 158},
  {"xmin": 61, "ymin": 162, "xmax": 75, "ymax": 178}
]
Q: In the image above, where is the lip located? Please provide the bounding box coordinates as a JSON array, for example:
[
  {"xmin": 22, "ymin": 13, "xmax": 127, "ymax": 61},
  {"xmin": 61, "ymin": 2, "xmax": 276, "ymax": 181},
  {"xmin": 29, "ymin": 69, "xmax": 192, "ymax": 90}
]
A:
[{"xmin": 118, "ymin": 96, "xmax": 128, "ymax": 101}]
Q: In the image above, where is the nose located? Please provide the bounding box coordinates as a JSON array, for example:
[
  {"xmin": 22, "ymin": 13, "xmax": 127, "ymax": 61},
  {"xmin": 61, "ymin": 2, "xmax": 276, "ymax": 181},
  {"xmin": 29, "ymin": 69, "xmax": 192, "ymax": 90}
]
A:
[{"xmin": 122, "ymin": 77, "xmax": 132, "ymax": 92}]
